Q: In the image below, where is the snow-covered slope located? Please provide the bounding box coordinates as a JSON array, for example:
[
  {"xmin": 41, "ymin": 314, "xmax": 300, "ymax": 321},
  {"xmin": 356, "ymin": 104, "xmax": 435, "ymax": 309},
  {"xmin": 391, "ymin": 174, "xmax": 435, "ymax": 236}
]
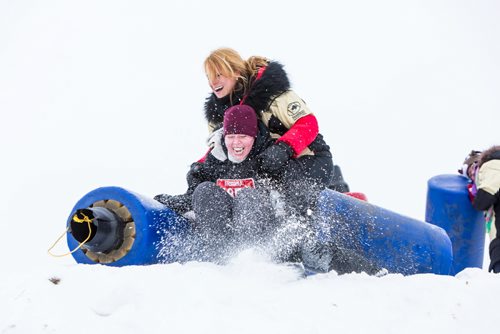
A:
[{"xmin": 1, "ymin": 1, "xmax": 499, "ymax": 333}]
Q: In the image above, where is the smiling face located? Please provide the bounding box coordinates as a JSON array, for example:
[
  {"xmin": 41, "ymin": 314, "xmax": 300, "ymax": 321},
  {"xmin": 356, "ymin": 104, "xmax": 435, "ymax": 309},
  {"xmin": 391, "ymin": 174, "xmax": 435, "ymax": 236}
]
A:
[
  {"xmin": 208, "ymin": 72, "xmax": 238, "ymax": 99},
  {"xmin": 204, "ymin": 48, "xmax": 246, "ymax": 99},
  {"xmin": 224, "ymin": 134, "xmax": 255, "ymax": 162}
]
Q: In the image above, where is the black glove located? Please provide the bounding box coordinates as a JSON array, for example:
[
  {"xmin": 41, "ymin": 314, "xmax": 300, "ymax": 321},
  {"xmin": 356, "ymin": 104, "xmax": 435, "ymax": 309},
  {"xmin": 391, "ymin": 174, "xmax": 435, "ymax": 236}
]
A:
[
  {"xmin": 154, "ymin": 194, "xmax": 173, "ymax": 205},
  {"xmin": 187, "ymin": 162, "xmax": 207, "ymax": 180},
  {"xmin": 154, "ymin": 193, "xmax": 192, "ymax": 214},
  {"xmin": 189, "ymin": 162, "xmax": 203, "ymax": 174},
  {"xmin": 258, "ymin": 141, "xmax": 294, "ymax": 173},
  {"xmin": 186, "ymin": 162, "xmax": 212, "ymax": 192}
]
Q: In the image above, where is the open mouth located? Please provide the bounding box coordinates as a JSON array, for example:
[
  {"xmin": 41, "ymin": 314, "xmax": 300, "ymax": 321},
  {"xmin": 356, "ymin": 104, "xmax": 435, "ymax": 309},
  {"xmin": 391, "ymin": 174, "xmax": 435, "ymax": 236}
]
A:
[
  {"xmin": 214, "ymin": 85, "xmax": 223, "ymax": 93},
  {"xmin": 233, "ymin": 147, "xmax": 244, "ymax": 154}
]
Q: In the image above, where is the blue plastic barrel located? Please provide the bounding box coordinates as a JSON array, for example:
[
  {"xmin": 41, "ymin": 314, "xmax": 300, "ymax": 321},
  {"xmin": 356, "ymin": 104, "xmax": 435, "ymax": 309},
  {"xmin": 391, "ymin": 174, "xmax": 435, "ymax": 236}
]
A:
[
  {"xmin": 66, "ymin": 186, "xmax": 191, "ymax": 266},
  {"xmin": 317, "ymin": 189, "xmax": 453, "ymax": 275},
  {"xmin": 426, "ymin": 174, "xmax": 485, "ymax": 274},
  {"xmin": 67, "ymin": 186, "xmax": 454, "ymax": 275}
]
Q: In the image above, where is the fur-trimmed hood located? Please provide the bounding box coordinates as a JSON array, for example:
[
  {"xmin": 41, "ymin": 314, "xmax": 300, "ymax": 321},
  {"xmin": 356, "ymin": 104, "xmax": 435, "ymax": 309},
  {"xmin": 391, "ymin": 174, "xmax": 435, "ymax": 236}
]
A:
[
  {"xmin": 479, "ymin": 145, "xmax": 500, "ymax": 168},
  {"xmin": 204, "ymin": 61, "xmax": 291, "ymax": 127}
]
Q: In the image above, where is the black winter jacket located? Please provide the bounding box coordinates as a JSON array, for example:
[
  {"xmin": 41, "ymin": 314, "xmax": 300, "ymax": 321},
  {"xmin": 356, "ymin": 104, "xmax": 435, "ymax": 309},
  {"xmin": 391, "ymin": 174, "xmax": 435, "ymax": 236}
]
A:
[
  {"xmin": 204, "ymin": 61, "xmax": 331, "ymax": 157},
  {"xmin": 473, "ymin": 151, "xmax": 500, "ymax": 229},
  {"xmin": 188, "ymin": 121, "xmax": 275, "ymax": 193},
  {"xmin": 473, "ymin": 149, "xmax": 500, "ymax": 271}
]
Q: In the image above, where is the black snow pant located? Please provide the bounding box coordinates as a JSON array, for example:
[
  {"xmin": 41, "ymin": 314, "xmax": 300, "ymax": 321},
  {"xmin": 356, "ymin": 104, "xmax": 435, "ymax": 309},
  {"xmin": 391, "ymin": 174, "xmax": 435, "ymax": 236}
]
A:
[
  {"xmin": 489, "ymin": 237, "xmax": 500, "ymax": 273},
  {"xmin": 191, "ymin": 181, "xmax": 278, "ymax": 263}
]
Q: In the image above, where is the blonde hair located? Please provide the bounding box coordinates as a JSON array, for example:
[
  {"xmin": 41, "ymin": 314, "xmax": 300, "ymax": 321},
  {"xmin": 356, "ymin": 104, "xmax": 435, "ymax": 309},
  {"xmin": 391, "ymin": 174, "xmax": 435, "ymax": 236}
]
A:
[{"xmin": 204, "ymin": 48, "xmax": 269, "ymax": 98}]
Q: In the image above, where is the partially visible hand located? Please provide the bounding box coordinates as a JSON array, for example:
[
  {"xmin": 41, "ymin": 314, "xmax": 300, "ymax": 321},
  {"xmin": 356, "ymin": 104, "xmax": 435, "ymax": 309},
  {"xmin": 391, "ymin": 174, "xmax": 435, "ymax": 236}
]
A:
[
  {"xmin": 189, "ymin": 162, "xmax": 206, "ymax": 178},
  {"xmin": 187, "ymin": 162, "xmax": 209, "ymax": 185},
  {"xmin": 258, "ymin": 141, "xmax": 294, "ymax": 173},
  {"xmin": 154, "ymin": 194, "xmax": 192, "ymax": 214},
  {"xmin": 154, "ymin": 194, "xmax": 173, "ymax": 205}
]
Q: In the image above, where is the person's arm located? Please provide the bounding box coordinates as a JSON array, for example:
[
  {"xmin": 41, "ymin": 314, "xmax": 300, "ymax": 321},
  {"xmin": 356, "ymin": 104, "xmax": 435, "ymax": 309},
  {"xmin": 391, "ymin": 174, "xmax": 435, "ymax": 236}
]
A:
[
  {"xmin": 258, "ymin": 91, "xmax": 318, "ymax": 172},
  {"xmin": 276, "ymin": 114, "xmax": 318, "ymax": 156},
  {"xmin": 268, "ymin": 90, "xmax": 319, "ymax": 154},
  {"xmin": 473, "ymin": 189, "xmax": 497, "ymax": 211},
  {"xmin": 154, "ymin": 159, "xmax": 215, "ymax": 213},
  {"xmin": 473, "ymin": 161, "xmax": 500, "ymax": 210}
]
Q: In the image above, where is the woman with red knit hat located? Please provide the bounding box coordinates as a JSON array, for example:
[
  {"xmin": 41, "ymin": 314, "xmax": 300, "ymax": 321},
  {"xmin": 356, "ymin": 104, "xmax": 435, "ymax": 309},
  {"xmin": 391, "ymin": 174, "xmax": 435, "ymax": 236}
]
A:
[{"xmin": 156, "ymin": 105, "xmax": 278, "ymax": 259}]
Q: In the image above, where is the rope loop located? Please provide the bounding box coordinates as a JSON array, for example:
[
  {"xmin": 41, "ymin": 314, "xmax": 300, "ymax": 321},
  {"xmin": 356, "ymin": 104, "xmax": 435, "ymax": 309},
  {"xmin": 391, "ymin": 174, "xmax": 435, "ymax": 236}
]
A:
[{"xmin": 47, "ymin": 212, "xmax": 93, "ymax": 258}]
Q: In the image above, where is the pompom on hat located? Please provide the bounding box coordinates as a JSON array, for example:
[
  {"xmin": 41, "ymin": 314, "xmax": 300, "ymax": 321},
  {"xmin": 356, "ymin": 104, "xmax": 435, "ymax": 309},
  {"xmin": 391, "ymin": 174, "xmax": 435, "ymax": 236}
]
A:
[{"xmin": 223, "ymin": 105, "xmax": 258, "ymax": 137}]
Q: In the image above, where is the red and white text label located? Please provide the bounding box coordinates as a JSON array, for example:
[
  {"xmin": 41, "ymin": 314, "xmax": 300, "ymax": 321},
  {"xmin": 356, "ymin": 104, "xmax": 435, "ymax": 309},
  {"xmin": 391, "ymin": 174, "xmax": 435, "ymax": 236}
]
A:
[{"xmin": 216, "ymin": 178, "xmax": 256, "ymax": 197}]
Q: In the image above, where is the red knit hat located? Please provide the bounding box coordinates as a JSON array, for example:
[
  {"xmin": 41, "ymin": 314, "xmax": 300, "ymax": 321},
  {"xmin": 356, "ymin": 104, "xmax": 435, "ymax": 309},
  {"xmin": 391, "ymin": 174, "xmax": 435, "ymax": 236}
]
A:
[{"xmin": 223, "ymin": 105, "xmax": 258, "ymax": 137}]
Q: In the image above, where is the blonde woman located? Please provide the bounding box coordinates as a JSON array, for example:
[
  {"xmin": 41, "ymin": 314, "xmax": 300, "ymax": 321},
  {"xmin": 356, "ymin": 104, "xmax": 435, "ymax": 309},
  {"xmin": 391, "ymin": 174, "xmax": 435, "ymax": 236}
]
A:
[{"xmin": 201, "ymin": 48, "xmax": 339, "ymax": 211}]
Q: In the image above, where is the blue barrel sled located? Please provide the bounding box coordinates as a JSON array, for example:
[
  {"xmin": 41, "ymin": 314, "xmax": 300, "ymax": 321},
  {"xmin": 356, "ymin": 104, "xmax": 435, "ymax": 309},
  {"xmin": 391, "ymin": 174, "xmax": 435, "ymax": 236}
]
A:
[
  {"xmin": 316, "ymin": 189, "xmax": 453, "ymax": 275},
  {"xmin": 426, "ymin": 174, "xmax": 486, "ymax": 274},
  {"xmin": 66, "ymin": 186, "xmax": 191, "ymax": 266},
  {"xmin": 65, "ymin": 182, "xmax": 482, "ymax": 275}
]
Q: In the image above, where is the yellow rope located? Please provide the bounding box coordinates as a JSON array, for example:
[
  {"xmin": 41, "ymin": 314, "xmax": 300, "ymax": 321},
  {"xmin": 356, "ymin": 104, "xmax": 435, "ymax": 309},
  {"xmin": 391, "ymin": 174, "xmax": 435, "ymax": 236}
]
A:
[{"xmin": 47, "ymin": 212, "xmax": 93, "ymax": 258}]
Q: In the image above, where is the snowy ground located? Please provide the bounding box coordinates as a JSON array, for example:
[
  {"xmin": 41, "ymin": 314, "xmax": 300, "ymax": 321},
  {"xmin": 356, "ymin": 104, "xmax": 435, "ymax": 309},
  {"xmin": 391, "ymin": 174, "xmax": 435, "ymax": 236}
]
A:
[{"xmin": 1, "ymin": 1, "xmax": 500, "ymax": 333}]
